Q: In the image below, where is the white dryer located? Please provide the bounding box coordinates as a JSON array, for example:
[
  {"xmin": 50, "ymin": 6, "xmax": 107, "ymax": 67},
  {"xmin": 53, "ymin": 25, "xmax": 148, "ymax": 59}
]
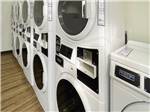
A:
[
  {"xmin": 11, "ymin": 3, "xmax": 16, "ymax": 32},
  {"xmin": 110, "ymin": 41, "xmax": 150, "ymax": 112},
  {"xmin": 14, "ymin": 1, "xmax": 24, "ymax": 42},
  {"xmin": 31, "ymin": 0, "xmax": 52, "ymax": 51},
  {"xmin": 56, "ymin": 0, "xmax": 126, "ymax": 111},
  {"xmin": 32, "ymin": 0, "xmax": 51, "ymax": 33},
  {"xmin": 56, "ymin": 0, "xmax": 125, "ymax": 47},
  {"xmin": 15, "ymin": 1, "xmax": 24, "ymax": 36},
  {"xmin": 11, "ymin": 3, "xmax": 16, "ymax": 57},
  {"xmin": 21, "ymin": 0, "xmax": 32, "ymax": 35},
  {"xmin": 13, "ymin": 2, "xmax": 20, "ymax": 35}
]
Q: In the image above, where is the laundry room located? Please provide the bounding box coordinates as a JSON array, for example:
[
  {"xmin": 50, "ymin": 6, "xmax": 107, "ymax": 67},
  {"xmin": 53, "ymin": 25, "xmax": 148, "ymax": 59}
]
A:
[{"xmin": 0, "ymin": 0, "xmax": 150, "ymax": 112}]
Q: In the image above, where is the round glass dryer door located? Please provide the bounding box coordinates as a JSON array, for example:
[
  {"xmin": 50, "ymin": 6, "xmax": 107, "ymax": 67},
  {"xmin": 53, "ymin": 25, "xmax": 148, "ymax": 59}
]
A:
[
  {"xmin": 58, "ymin": 0, "xmax": 95, "ymax": 40},
  {"xmin": 33, "ymin": 0, "xmax": 44, "ymax": 27},
  {"xmin": 57, "ymin": 79, "xmax": 85, "ymax": 112},
  {"xmin": 22, "ymin": 43, "xmax": 28, "ymax": 67},
  {"xmin": 33, "ymin": 55, "xmax": 44, "ymax": 90},
  {"xmin": 122, "ymin": 101, "xmax": 150, "ymax": 112},
  {"xmin": 16, "ymin": 3, "xmax": 20, "ymax": 21},
  {"xmin": 16, "ymin": 37, "xmax": 20, "ymax": 55},
  {"xmin": 22, "ymin": 0, "xmax": 28, "ymax": 23},
  {"xmin": 11, "ymin": 5, "xmax": 14, "ymax": 21}
]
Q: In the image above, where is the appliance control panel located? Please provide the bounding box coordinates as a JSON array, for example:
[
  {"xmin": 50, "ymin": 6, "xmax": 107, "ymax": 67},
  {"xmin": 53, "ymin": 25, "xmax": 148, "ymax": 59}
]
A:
[
  {"xmin": 115, "ymin": 66, "xmax": 140, "ymax": 88},
  {"xmin": 56, "ymin": 35, "xmax": 73, "ymax": 59},
  {"xmin": 56, "ymin": 35, "xmax": 61, "ymax": 54},
  {"xmin": 60, "ymin": 44, "xmax": 73, "ymax": 59}
]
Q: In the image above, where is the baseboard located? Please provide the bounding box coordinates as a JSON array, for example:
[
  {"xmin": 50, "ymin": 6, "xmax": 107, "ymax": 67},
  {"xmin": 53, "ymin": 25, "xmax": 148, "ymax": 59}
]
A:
[{"xmin": 1, "ymin": 50, "xmax": 12, "ymax": 54}]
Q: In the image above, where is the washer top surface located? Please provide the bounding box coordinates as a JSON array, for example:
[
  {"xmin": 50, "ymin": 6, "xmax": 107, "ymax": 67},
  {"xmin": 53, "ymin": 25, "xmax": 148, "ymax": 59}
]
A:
[{"xmin": 111, "ymin": 41, "xmax": 150, "ymax": 74}]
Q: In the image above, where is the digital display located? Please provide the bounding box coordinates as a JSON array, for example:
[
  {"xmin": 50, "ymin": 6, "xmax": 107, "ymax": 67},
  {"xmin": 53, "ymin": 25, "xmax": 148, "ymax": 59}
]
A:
[
  {"xmin": 115, "ymin": 66, "xmax": 140, "ymax": 88},
  {"xmin": 119, "ymin": 69, "xmax": 135, "ymax": 82}
]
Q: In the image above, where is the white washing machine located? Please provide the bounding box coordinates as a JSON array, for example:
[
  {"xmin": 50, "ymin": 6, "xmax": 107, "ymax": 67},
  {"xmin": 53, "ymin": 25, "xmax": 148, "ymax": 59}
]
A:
[
  {"xmin": 55, "ymin": 53, "xmax": 100, "ymax": 111},
  {"xmin": 110, "ymin": 41, "xmax": 150, "ymax": 112},
  {"xmin": 56, "ymin": 0, "xmax": 125, "ymax": 111},
  {"xmin": 12, "ymin": 31, "xmax": 17, "ymax": 58},
  {"xmin": 31, "ymin": 40, "xmax": 49, "ymax": 110},
  {"xmin": 14, "ymin": 34, "xmax": 24, "ymax": 67},
  {"xmin": 21, "ymin": 28, "xmax": 34, "ymax": 85}
]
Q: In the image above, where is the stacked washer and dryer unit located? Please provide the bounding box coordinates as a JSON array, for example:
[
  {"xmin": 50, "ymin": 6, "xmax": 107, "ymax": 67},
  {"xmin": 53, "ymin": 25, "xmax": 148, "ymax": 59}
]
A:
[
  {"xmin": 55, "ymin": 0, "xmax": 125, "ymax": 111},
  {"xmin": 21, "ymin": 0, "xmax": 33, "ymax": 85},
  {"xmin": 11, "ymin": 0, "xmax": 56, "ymax": 111},
  {"xmin": 11, "ymin": 2, "xmax": 16, "ymax": 57},
  {"xmin": 11, "ymin": 1, "xmax": 24, "ymax": 69},
  {"xmin": 30, "ymin": 0, "xmax": 56, "ymax": 111},
  {"xmin": 11, "ymin": 0, "xmax": 33, "ymax": 85}
]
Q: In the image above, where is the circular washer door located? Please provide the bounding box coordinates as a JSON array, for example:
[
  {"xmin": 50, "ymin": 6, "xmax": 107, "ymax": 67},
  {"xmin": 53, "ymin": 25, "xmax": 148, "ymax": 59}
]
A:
[
  {"xmin": 33, "ymin": 54, "xmax": 44, "ymax": 90},
  {"xmin": 57, "ymin": 79, "xmax": 85, "ymax": 112},
  {"xmin": 122, "ymin": 101, "xmax": 150, "ymax": 112},
  {"xmin": 22, "ymin": 0, "xmax": 28, "ymax": 23},
  {"xmin": 58, "ymin": 0, "xmax": 96, "ymax": 40},
  {"xmin": 33, "ymin": 0, "xmax": 44, "ymax": 27},
  {"xmin": 22, "ymin": 43, "xmax": 28, "ymax": 67},
  {"xmin": 16, "ymin": 37, "xmax": 20, "ymax": 55}
]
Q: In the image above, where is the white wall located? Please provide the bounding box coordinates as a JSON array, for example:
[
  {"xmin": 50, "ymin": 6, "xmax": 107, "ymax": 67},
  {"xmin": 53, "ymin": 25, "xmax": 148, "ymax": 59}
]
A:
[
  {"xmin": 1, "ymin": 1, "xmax": 12, "ymax": 52},
  {"xmin": 0, "ymin": 1, "xmax": 149, "ymax": 52},
  {"xmin": 125, "ymin": 1, "xmax": 150, "ymax": 43}
]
